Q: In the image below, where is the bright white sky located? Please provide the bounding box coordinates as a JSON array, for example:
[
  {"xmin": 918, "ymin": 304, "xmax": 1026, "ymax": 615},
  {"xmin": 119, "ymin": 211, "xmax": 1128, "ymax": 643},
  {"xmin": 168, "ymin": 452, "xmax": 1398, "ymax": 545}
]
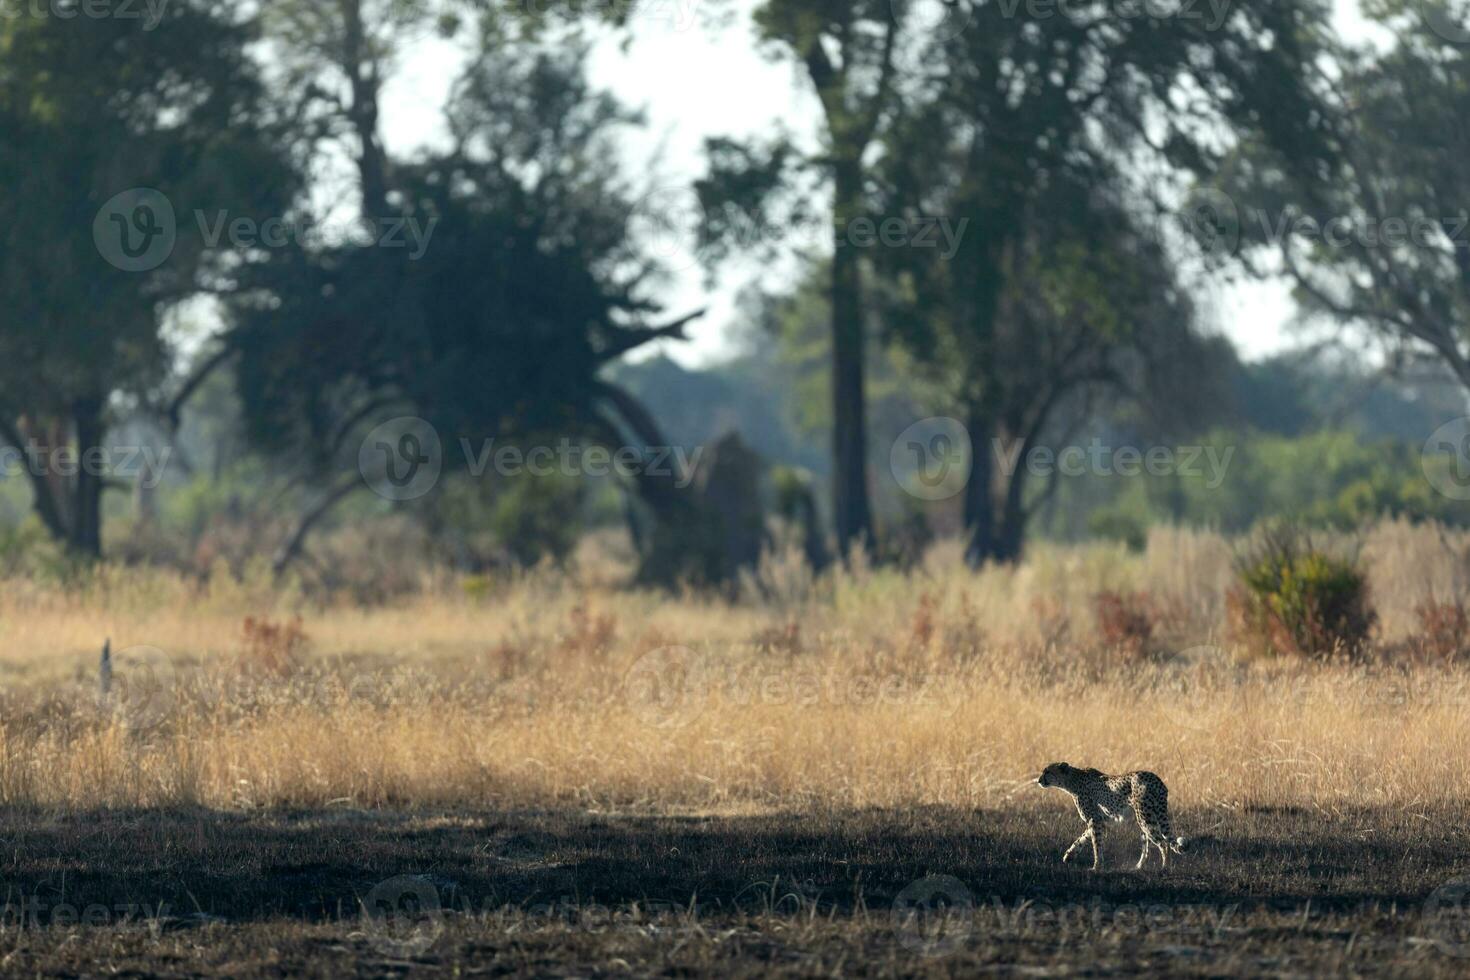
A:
[{"xmin": 379, "ymin": 0, "xmax": 1382, "ymax": 367}]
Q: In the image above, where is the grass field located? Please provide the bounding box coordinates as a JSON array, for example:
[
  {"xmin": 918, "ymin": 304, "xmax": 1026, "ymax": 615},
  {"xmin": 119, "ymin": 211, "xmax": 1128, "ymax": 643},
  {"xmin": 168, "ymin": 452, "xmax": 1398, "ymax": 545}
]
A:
[{"xmin": 4, "ymin": 521, "xmax": 1470, "ymax": 974}]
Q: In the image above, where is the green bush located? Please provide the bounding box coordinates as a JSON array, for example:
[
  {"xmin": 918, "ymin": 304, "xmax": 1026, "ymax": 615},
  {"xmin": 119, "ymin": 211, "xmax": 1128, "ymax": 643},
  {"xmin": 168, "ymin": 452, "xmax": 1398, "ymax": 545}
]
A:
[
  {"xmin": 1228, "ymin": 527, "xmax": 1376, "ymax": 659},
  {"xmin": 0, "ymin": 515, "xmax": 83, "ymax": 582},
  {"xmin": 488, "ymin": 471, "xmax": 584, "ymax": 567},
  {"xmin": 1087, "ymin": 510, "xmax": 1147, "ymax": 552}
]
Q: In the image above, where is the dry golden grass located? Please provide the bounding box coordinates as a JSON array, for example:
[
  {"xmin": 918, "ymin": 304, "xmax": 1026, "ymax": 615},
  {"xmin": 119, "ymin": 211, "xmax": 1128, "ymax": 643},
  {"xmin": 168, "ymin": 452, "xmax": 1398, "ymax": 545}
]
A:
[{"xmin": 4, "ymin": 520, "xmax": 1470, "ymax": 814}]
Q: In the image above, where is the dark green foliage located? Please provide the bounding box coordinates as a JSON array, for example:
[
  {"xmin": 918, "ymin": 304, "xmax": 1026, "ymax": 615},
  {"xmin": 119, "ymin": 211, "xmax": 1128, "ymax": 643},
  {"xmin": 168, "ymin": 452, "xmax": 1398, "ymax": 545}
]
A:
[
  {"xmin": 865, "ymin": 0, "xmax": 1336, "ymax": 565},
  {"xmin": 226, "ymin": 43, "xmax": 724, "ymax": 582},
  {"xmin": 489, "ymin": 473, "xmax": 585, "ymax": 568},
  {"xmin": 231, "ymin": 45, "xmax": 648, "ymax": 467},
  {"xmin": 1229, "ymin": 353, "xmax": 1468, "ymax": 440},
  {"xmin": 1053, "ymin": 427, "xmax": 1460, "ymax": 543},
  {"xmin": 0, "ymin": 1, "xmax": 296, "ymax": 554},
  {"xmin": 1087, "ymin": 512, "xmax": 1147, "ymax": 553}
]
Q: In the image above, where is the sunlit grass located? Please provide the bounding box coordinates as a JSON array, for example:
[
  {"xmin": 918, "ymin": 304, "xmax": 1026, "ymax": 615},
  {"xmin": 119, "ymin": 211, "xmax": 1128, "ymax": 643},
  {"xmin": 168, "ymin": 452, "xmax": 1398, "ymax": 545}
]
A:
[{"xmin": 1, "ymin": 519, "xmax": 1468, "ymax": 813}]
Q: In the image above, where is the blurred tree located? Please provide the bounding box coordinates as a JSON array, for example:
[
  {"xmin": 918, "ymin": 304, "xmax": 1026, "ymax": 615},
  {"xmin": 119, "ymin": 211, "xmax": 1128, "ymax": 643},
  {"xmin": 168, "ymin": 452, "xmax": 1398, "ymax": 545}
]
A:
[
  {"xmin": 871, "ymin": 0, "xmax": 1334, "ymax": 565},
  {"xmin": 263, "ymin": 0, "xmax": 463, "ymax": 216},
  {"xmin": 888, "ymin": 183, "xmax": 1222, "ymax": 563},
  {"xmin": 229, "ymin": 41, "xmax": 710, "ymax": 580},
  {"xmin": 701, "ymin": 0, "xmax": 1334, "ymax": 562},
  {"xmin": 1228, "ymin": 349, "xmax": 1466, "ymax": 439},
  {"xmin": 243, "ymin": 7, "xmax": 737, "ymax": 580},
  {"xmin": 1218, "ymin": 2, "xmax": 1470, "ymax": 397},
  {"xmin": 1079, "ymin": 427, "xmax": 1460, "ymax": 536},
  {"xmin": 697, "ymin": 0, "xmax": 904, "ymax": 555},
  {"xmin": 0, "ymin": 1, "xmax": 296, "ymax": 556},
  {"xmin": 261, "ymin": 0, "xmax": 636, "ymax": 217}
]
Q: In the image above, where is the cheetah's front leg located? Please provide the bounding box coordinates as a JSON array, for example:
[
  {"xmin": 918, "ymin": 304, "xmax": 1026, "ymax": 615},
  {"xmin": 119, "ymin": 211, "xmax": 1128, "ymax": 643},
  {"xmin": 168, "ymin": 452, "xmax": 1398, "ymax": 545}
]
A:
[
  {"xmin": 1135, "ymin": 837, "xmax": 1152, "ymax": 870},
  {"xmin": 1063, "ymin": 822, "xmax": 1102, "ymax": 870}
]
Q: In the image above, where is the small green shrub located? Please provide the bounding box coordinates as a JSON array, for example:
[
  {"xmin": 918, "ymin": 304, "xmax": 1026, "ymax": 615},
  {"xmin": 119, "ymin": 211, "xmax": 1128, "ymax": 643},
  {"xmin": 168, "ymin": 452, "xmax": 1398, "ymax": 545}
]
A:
[
  {"xmin": 1087, "ymin": 510, "xmax": 1147, "ymax": 553},
  {"xmin": 1228, "ymin": 527, "xmax": 1375, "ymax": 660},
  {"xmin": 489, "ymin": 470, "xmax": 584, "ymax": 568},
  {"xmin": 0, "ymin": 516, "xmax": 75, "ymax": 582},
  {"xmin": 461, "ymin": 574, "xmax": 495, "ymax": 602}
]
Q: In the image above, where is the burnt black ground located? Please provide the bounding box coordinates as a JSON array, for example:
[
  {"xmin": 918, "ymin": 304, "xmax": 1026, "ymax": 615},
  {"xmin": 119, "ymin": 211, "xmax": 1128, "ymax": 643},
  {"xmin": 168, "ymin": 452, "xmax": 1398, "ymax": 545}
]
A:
[{"xmin": 0, "ymin": 803, "xmax": 1467, "ymax": 976}]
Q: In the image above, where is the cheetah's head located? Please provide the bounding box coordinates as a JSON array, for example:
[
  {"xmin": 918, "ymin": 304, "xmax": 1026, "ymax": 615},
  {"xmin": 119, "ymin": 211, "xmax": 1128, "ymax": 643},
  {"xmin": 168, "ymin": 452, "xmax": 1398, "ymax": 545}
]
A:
[{"xmin": 1036, "ymin": 762, "xmax": 1072, "ymax": 788}]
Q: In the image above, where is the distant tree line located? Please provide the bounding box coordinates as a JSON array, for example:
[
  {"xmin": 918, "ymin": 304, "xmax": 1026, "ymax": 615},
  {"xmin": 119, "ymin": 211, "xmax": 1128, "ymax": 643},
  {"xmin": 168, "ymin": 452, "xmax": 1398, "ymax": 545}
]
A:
[{"xmin": 3, "ymin": 0, "xmax": 1470, "ymax": 580}]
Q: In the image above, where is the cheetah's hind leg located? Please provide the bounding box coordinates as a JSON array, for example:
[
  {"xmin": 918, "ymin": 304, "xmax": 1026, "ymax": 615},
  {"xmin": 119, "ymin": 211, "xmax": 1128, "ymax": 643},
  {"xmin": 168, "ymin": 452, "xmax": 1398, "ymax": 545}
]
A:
[{"xmin": 1150, "ymin": 818, "xmax": 1182, "ymax": 869}]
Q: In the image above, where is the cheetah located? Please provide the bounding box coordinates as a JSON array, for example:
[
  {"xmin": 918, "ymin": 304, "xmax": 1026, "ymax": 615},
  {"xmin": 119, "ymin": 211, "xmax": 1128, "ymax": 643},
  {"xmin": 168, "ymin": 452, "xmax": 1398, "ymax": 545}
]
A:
[{"xmin": 1035, "ymin": 762, "xmax": 1186, "ymax": 871}]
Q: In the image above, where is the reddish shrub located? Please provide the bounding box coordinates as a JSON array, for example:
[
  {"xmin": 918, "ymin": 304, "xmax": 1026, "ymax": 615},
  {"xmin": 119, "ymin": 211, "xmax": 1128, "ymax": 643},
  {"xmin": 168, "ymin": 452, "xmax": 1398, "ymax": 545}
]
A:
[
  {"xmin": 240, "ymin": 615, "xmax": 308, "ymax": 675},
  {"xmin": 909, "ymin": 592, "xmax": 937, "ymax": 651},
  {"xmin": 560, "ymin": 602, "xmax": 617, "ymax": 657},
  {"xmin": 1411, "ymin": 600, "xmax": 1470, "ymax": 661},
  {"xmin": 1093, "ymin": 591, "xmax": 1156, "ymax": 658}
]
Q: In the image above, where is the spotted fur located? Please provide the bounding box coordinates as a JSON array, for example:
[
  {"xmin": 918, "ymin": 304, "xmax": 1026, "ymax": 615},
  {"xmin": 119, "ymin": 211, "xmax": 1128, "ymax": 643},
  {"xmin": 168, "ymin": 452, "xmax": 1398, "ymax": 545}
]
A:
[{"xmin": 1036, "ymin": 762, "xmax": 1186, "ymax": 871}]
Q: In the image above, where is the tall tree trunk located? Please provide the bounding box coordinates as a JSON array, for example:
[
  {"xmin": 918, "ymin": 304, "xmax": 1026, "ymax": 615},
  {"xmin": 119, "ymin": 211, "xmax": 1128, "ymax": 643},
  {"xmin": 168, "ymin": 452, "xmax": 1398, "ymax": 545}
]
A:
[
  {"xmin": 962, "ymin": 409, "xmax": 995, "ymax": 569},
  {"xmin": 798, "ymin": 17, "xmax": 893, "ymax": 559},
  {"xmin": 341, "ymin": 0, "xmax": 389, "ymax": 216},
  {"xmin": 39, "ymin": 417, "xmax": 70, "ymax": 540},
  {"xmin": 71, "ymin": 398, "xmax": 105, "ymax": 558},
  {"xmin": 994, "ymin": 435, "xmax": 1031, "ymax": 563},
  {"xmin": 830, "ymin": 159, "xmax": 874, "ymax": 555},
  {"xmin": 955, "ymin": 227, "xmax": 1008, "ymax": 569},
  {"xmin": 2, "ymin": 416, "xmax": 67, "ymax": 542},
  {"xmin": 5, "ymin": 406, "xmax": 107, "ymax": 558}
]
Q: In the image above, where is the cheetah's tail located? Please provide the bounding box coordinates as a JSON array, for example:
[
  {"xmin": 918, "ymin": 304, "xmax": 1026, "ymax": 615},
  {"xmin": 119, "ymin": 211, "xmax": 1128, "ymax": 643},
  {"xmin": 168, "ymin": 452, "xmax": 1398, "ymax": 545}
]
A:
[{"xmin": 1170, "ymin": 836, "xmax": 1187, "ymax": 854}]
